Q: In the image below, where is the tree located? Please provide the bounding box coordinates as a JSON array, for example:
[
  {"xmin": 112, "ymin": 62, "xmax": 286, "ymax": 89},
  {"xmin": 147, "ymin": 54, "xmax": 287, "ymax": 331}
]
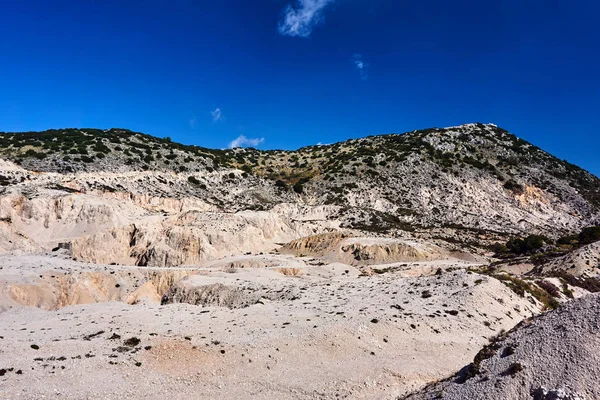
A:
[
  {"xmin": 506, "ymin": 235, "xmax": 548, "ymax": 254},
  {"xmin": 579, "ymin": 227, "xmax": 600, "ymax": 245}
]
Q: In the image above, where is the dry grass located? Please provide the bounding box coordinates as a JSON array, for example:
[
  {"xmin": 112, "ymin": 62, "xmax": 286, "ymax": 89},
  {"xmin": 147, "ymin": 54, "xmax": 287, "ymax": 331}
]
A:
[{"xmin": 275, "ymin": 267, "xmax": 303, "ymax": 276}]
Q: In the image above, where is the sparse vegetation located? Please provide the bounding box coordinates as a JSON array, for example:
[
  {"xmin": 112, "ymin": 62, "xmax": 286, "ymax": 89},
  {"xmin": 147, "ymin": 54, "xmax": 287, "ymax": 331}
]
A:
[{"xmin": 492, "ymin": 274, "xmax": 559, "ymax": 310}]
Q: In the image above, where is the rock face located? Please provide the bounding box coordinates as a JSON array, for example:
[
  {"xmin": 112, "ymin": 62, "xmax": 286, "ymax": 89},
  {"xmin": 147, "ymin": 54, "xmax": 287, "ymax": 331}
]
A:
[
  {"xmin": 161, "ymin": 274, "xmax": 303, "ymax": 308},
  {"xmin": 161, "ymin": 282, "xmax": 254, "ymax": 308},
  {"xmin": 282, "ymin": 234, "xmax": 456, "ymax": 265},
  {"xmin": 70, "ymin": 210, "xmax": 328, "ymax": 267},
  {"xmin": 406, "ymin": 293, "xmax": 600, "ymax": 400},
  {"xmin": 0, "ymin": 257, "xmax": 195, "ymax": 311}
]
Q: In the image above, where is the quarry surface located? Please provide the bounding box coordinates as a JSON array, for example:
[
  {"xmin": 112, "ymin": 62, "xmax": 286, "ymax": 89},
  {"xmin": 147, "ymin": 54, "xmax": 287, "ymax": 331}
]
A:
[
  {"xmin": 0, "ymin": 253, "xmax": 541, "ymax": 399},
  {"xmin": 1, "ymin": 124, "xmax": 600, "ymax": 399}
]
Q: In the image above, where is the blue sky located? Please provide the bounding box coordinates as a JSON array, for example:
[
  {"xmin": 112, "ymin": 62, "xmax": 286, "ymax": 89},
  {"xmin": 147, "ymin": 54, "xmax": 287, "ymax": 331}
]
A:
[{"xmin": 1, "ymin": 0, "xmax": 599, "ymax": 175}]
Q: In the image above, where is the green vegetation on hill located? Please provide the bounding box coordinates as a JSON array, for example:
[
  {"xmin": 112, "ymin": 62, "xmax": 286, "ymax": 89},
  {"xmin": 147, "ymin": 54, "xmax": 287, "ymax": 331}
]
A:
[
  {"xmin": 1, "ymin": 123, "xmax": 599, "ymax": 215},
  {"xmin": 0, "ymin": 128, "xmax": 232, "ymax": 173},
  {"xmin": 494, "ymin": 226, "xmax": 600, "ymax": 258}
]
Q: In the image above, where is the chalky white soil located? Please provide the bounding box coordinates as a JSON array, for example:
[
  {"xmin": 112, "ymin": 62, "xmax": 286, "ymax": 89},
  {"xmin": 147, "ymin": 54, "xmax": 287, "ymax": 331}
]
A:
[{"xmin": 0, "ymin": 254, "xmax": 540, "ymax": 399}]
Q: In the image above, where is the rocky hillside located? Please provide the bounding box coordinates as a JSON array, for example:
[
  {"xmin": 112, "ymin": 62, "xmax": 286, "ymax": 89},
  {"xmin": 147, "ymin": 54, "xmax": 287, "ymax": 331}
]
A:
[{"xmin": 1, "ymin": 123, "xmax": 599, "ymax": 258}]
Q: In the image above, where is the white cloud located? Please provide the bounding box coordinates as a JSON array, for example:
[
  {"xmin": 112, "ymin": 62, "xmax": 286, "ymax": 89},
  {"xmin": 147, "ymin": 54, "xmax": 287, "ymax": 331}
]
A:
[
  {"xmin": 229, "ymin": 135, "xmax": 265, "ymax": 149},
  {"xmin": 278, "ymin": 0, "xmax": 334, "ymax": 38},
  {"xmin": 189, "ymin": 116, "xmax": 197, "ymax": 129},
  {"xmin": 353, "ymin": 54, "xmax": 369, "ymax": 80},
  {"xmin": 211, "ymin": 108, "xmax": 223, "ymax": 122}
]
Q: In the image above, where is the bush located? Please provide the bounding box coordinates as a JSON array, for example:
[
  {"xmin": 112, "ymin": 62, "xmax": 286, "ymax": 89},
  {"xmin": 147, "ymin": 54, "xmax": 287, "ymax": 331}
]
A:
[
  {"xmin": 506, "ymin": 235, "xmax": 548, "ymax": 255},
  {"xmin": 275, "ymin": 180, "xmax": 288, "ymax": 190},
  {"xmin": 494, "ymin": 274, "xmax": 559, "ymax": 310},
  {"xmin": 293, "ymin": 182, "xmax": 303, "ymax": 194},
  {"xmin": 504, "ymin": 362, "xmax": 524, "ymax": 376},
  {"xmin": 24, "ymin": 149, "xmax": 47, "ymax": 160},
  {"xmin": 551, "ymin": 271, "xmax": 600, "ymax": 293},
  {"xmin": 504, "ymin": 180, "xmax": 524, "ymax": 194},
  {"xmin": 535, "ymin": 280, "xmax": 560, "ymax": 297},
  {"xmin": 187, "ymin": 176, "xmax": 201, "ymax": 185},
  {"xmin": 557, "ymin": 234, "xmax": 578, "ymax": 246}
]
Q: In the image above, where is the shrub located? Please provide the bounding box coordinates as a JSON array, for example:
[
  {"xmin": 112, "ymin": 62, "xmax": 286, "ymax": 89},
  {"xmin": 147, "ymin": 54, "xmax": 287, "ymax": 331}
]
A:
[
  {"xmin": 551, "ymin": 271, "xmax": 600, "ymax": 293},
  {"xmin": 293, "ymin": 182, "xmax": 303, "ymax": 194},
  {"xmin": 579, "ymin": 226, "xmax": 600, "ymax": 245},
  {"xmin": 504, "ymin": 180, "xmax": 524, "ymax": 194},
  {"xmin": 458, "ymin": 330, "xmax": 508, "ymax": 382},
  {"xmin": 535, "ymin": 280, "xmax": 560, "ymax": 297},
  {"xmin": 506, "ymin": 235, "xmax": 548, "ymax": 255},
  {"xmin": 275, "ymin": 180, "xmax": 288, "ymax": 190},
  {"xmin": 494, "ymin": 274, "xmax": 559, "ymax": 310},
  {"xmin": 557, "ymin": 234, "xmax": 578, "ymax": 246},
  {"xmin": 187, "ymin": 176, "xmax": 201, "ymax": 185},
  {"xmin": 504, "ymin": 362, "xmax": 524, "ymax": 376},
  {"xmin": 24, "ymin": 149, "xmax": 47, "ymax": 160},
  {"xmin": 124, "ymin": 337, "xmax": 141, "ymax": 347}
]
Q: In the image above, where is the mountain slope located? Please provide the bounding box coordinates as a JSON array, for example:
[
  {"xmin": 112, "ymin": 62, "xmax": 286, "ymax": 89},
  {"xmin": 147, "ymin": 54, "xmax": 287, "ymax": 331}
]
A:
[{"xmin": 1, "ymin": 123, "xmax": 598, "ymax": 243}]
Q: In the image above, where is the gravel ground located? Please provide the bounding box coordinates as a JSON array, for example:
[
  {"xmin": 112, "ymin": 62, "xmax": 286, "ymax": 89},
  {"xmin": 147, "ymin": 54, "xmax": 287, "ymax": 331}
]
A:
[
  {"xmin": 0, "ymin": 255, "xmax": 541, "ymax": 399},
  {"xmin": 406, "ymin": 293, "xmax": 600, "ymax": 400}
]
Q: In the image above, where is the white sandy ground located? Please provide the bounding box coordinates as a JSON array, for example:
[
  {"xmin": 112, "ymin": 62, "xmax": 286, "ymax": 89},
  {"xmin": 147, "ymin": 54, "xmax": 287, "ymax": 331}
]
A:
[{"xmin": 0, "ymin": 253, "xmax": 544, "ymax": 399}]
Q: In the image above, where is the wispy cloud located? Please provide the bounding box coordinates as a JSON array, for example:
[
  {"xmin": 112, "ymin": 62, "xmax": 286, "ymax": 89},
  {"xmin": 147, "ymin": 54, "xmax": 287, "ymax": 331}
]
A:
[
  {"xmin": 229, "ymin": 135, "xmax": 265, "ymax": 149},
  {"xmin": 353, "ymin": 54, "xmax": 369, "ymax": 80},
  {"xmin": 278, "ymin": 0, "xmax": 334, "ymax": 38},
  {"xmin": 211, "ymin": 108, "xmax": 223, "ymax": 122},
  {"xmin": 189, "ymin": 116, "xmax": 197, "ymax": 129}
]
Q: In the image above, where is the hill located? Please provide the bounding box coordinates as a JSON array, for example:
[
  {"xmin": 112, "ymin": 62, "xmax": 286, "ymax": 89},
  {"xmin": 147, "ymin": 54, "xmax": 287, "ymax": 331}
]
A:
[{"xmin": 1, "ymin": 123, "xmax": 598, "ymax": 241}]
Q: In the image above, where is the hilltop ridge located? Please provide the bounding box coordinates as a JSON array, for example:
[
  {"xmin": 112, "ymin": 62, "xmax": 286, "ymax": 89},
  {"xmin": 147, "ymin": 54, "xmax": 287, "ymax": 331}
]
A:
[{"xmin": 1, "ymin": 123, "xmax": 598, "ymax": 240}]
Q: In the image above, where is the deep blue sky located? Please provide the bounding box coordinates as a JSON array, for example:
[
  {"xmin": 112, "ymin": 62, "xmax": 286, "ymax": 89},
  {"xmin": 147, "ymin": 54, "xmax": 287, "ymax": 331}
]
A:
[{"xmin": 1, "ymin": 0, "xmax": 599, "ymax": 175}]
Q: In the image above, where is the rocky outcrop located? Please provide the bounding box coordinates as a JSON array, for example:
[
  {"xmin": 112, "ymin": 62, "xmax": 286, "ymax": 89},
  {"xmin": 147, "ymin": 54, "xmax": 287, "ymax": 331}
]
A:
[
  {"xmin": 281, "ymin": 232, "xmax": 352, "ymax": 256},
  {"xmin": 160, "ymin": 275, "xmax": 302, "ymax": 308},
  {"xmin": 1, "ymin": 123, "xmax": 599, "ymax": 267},
  {"xmin": 161, "ymin": 282, "xmax": 255, "ymax": 308},
  {"xmin": 338, "ymin": 237, "xmax": 446, "ymax": 265},
  {"xmin": 71, "ymin": 210, "xmax": 327, "ymax": 267},
  {"xmin": 283, "ymin": 234, "xmax": 457, "ymax": 265},
  {"xmin": 0, "ymin": 268, "xmax": 196, "ymax": 311}
]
